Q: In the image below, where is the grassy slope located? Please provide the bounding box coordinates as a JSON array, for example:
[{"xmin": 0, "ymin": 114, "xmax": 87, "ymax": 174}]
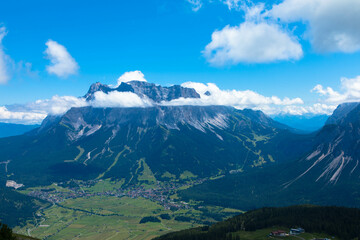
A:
[{"xmin": 14, "ymin": 233, "xmax": 40, "ymax": 240}]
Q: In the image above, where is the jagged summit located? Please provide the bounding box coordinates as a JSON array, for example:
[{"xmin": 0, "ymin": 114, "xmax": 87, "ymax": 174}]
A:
[
  {"xmin": 326, "ymin": 102, "xmax": 360, "ymax": 125},
  {"xmin": 84, "ymin": 82, "xmax": 113, "ymax": 99},
  {"xmin": 84, "ymin": 81, "xmax": 200, "ymax": 102}
]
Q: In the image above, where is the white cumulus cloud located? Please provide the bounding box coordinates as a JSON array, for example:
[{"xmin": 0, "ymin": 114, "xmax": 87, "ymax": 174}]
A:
[
  {"xmin": 203, "ymin": 4, "xmax": 303, "ymax": 65},
  {"xmin": 3, "ymin": 95, "xmax": 88, "ymax": 124},
  {"xmin": 117, "ymin": 70, "xmax": 147, "ymax": 86},
  {"xmin": 267, "ymin": 103, "xmax": 337, "ymax": 116},
  {"xmin": 0, "ymin": 106, "xmax": 47, "ymax": 124},
  {"xmin": 312, "ymin": 76, "xmax": 360, "ymax": 104},
  {"xmin": 162, "ymin": 82, "xmax": 304, "ymax": 113},
  {"xmin": 45, "ymin": 40, "xmax": 79, "ymax": 78},
  {"xmin": 0, "ymin": 26, "xmax": 10, "ymax": 84},
  {"xmin": 91, "ymin": 91, "xmax": 153, "ymax": 108},
  {"xmin": 270, "ymin": 0, "xmax": 360, "ymax": 53},
  {"xmin": 29, "ymin": 96, "xmax": 88, "ymax": 115}
]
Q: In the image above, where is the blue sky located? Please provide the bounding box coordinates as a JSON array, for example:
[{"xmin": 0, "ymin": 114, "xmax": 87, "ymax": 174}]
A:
[{"xmin": 1, "ymin": 0, "xmax": 360, "ymax": 123}]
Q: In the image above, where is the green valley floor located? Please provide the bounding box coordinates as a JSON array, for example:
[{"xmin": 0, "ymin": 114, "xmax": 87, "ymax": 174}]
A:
[{"xmin": 13, "ymin": 178, "xmax": 241, "ymax": 240}]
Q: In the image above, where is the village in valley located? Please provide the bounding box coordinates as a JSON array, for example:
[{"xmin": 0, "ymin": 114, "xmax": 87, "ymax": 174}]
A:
[
  {"xmin": 9, "ymin": 179, "xmax": 339, "ymax": 240},
  {"xmin": 11, "ymin": 177, "xmax": 245, "ymax": 240},
  {"xmin": 21, "ymin": 178, "xmax": 208, "ymax": 211}
]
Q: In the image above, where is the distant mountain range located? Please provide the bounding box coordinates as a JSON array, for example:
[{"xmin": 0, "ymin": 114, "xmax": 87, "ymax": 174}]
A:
[
  {"xmin": 273, "ymin": 114, "xmax": 329, "ymax": 132},
  {"xmin": 0, "ymin": 123, "xmax": 39, "ymax": 138}
]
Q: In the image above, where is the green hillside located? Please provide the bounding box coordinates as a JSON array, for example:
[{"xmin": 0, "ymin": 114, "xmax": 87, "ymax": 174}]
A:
[
  {"xmin": 0, "ymin": 187, "xmax": 49, "ymax": 228},
  {"xmin": 154, "ymin": 205, "xmax": 360, "ymax": 240}
]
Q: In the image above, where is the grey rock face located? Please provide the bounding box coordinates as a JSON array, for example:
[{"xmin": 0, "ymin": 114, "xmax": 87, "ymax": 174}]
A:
[
  {"xmin": 326, "ymin": 102, "xmax": 360, "ymax": 125},
  {"xmin": 84, "ymin": 81, "xmax": 200, "ymax": 102},
  {"xmin": 56, "ymin": 106, "xmax": 231, "ymax": 141},
  {"xmin": 289, "ymin": 103, "xmax": 360, "ymax": 185}
]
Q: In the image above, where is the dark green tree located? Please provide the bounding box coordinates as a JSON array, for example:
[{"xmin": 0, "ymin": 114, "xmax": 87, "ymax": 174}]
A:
[{"xmin": 0, "ymin": 223, "xmax": 16, "ymax": 240}]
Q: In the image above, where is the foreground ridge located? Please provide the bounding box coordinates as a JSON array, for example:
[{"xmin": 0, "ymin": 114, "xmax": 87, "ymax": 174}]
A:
[{"xmin": 155, "ymin": 205, "xmax": 360, "ymax": 240}]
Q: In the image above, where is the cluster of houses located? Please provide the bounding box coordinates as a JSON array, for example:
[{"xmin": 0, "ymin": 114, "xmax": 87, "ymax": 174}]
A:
[
  {"xmin": 269, "ymin": 228, "xmax": 331, "ymax": 240},
  {"xmin": 270, "ymin": 227, "xmax": 305, "ymax": 237}
]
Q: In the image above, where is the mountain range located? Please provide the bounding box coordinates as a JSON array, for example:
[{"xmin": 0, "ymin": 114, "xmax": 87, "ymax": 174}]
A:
[
  {"xmin": 272, "ymin": 114, "xmax": 328, "ymax": 132},
  {"xmin": 1, "ymin": 80, "xmax": 360, "ymax": 227},
  {"xmin": 0, "ymin": 123, "xmax": 39, "ymax": 138},
  {"xmin": 0, "ymin": 97, "xmax": 312, "ymax": 186}
]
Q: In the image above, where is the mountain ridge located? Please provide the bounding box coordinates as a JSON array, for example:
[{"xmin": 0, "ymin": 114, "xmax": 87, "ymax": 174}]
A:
[
  {"xmin": 0, "ymin": 104, "xmax": 312, "ymax": 187},
  {"xmin": 179, "ymin": 101, "xmax": 360, "ymax": 209}
]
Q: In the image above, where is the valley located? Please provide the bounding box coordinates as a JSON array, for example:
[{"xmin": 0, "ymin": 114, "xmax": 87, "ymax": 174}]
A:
[{"xmin": 14, "ymin": 178, "xmax": 241, "ymax": 240}]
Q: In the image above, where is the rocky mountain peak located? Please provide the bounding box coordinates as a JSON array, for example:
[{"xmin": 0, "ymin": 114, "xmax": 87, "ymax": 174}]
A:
[
  {"xmin": 84, "ymin": 82, "xmax": 112, "ymax": 100},
  {"xmin": 326, "ymin": 102, "xmax": 360, "ymax": 125},
  {"xmin": 84, "ymin": 80, "xmax": 200, "ymax": 102}
]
